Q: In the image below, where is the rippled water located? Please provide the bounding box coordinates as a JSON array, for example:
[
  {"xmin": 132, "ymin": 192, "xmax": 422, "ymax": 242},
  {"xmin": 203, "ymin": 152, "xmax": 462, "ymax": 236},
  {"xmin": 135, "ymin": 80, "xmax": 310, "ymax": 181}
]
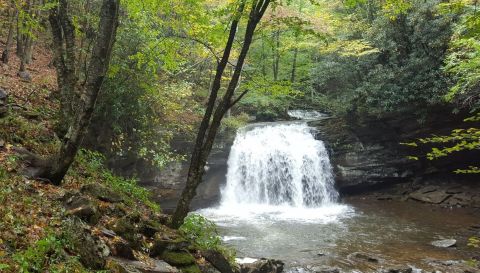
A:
[{"xmin": 198, "ymin": 199, "xmax": 479, "ymax": 272}]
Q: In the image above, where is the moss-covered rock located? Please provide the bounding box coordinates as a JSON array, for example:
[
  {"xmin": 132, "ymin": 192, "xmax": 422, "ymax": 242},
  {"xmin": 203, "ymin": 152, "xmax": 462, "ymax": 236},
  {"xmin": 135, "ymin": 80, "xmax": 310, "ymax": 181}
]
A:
[
  {"xmin": 65, "ymin": 218, "xmax": 110, "ymax": 270},
  {"xmin": 180, "ymin": 264, "xmax": 202, "ymax": 273},
  {"xmin": 161, "ymin": 251, "xmax": 196, "ymax": 266},
  {"xmin": 81, "ymin": 183, "xmax": 123, "ymax": 203},
  {"xmin": 151, "ymin": 234, "xmax": 190, "ymax": 256},
  {"xmin": 140, "ymin": 218, "xmax": 162, "ymax": 237}
]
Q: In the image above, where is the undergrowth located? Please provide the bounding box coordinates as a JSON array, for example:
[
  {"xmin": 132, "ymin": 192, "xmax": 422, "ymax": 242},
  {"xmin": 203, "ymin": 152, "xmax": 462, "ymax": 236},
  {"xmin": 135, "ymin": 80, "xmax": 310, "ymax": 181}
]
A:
[
  {"xmin": 70, "ymin": 149, "xmax": 160, "ymax": 212},
  {"xmin": 179, "ymin": 214, "xmax": 236, "ymax": 266}
]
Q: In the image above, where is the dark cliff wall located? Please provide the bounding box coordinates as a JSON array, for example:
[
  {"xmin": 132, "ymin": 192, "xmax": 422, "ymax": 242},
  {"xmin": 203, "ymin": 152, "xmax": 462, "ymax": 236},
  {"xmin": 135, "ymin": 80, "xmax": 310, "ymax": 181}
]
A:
[{"xmin": 310, "ymin": 110, "xmax": 479, "ymax": 194}]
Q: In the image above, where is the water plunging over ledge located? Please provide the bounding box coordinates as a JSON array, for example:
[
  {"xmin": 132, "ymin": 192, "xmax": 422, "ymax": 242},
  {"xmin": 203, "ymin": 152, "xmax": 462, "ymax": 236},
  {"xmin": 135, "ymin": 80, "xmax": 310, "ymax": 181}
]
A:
[{"xmin": 199, "ymin": 120, "xmax": 350, "ymax": 223}]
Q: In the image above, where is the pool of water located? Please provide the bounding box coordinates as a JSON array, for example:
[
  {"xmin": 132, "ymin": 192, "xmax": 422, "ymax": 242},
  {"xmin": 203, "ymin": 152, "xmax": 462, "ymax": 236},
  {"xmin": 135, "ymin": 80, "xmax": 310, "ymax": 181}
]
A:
[{"xmin": 197, "ymin": 198, "xmax": 480, "ymax": 272}]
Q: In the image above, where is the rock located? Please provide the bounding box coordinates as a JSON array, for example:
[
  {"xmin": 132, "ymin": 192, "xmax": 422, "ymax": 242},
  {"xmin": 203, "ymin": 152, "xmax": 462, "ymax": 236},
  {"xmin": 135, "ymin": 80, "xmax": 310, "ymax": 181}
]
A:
[
  {"xmin": 380, "ymin": 266, "xmax": 412, "ymax": 273},
  {"xmin": 308, "ymin": 265, "xmax": 340, "ymax": 273},
  {"xmin": 66, "ymin": 218, "xmax": 110, "ymax": 270},
  {"xmin": 110, "ymin": 216, "xmax": 142, "ymax": 249},
  {"xmin": 111, "ymin": 239, "xmax": 136, "ymax": 260},
  {"xmin": 102, "ymin": 228, "xmax": 117, "ymax": 238},
  {"xmin": 64, "ymin": 194, "xmax": 100, "ymax": 225},
  {"xmin": 17, "ymin": 71, "xmax": 32, "ymax": 82},
  {"xmin": 140, "ymin": 219, "xmax": 162, "ymax": 237},
  {"xmin": 150, "ymin": 233, "xmax": 190, "ymax": 257},
  {"xmin": 160, "ymin": 250, "xmax": 196, "ymax": 266},
  {"xmin": 431, "ymin": 239, "xmax": 457, "ymax": 248},
  {"xmin": 240, "ymin": 258, "xmax": 284, "ymax": 273},
  {"xmin": 347, "ymin": 252, "xmax": 380, "ymax": 263},
  {"xmin": 22, "ymin": 110, "xmax": 40, "ymax": 120},
  {"xmin": 106, "ymin": 257, "xmax": 180, "ymax": 273},
  {"xmin": 0, "ymin": 88, "xmax": 7, "ymax": 118},
  {"xmin": 445, "ymin": 193, "xmax": 474, "ymax": 207},
  {"xmin": 202, "ymin": 249, "xmax": 237, "ymax": 273},
  {"xmin": 409, "ymin": 189, "xmax": 451, "ymax": 204},
  {"xmin": 81, "ymin": 183, "xmax": 123, "ymax": 203}
]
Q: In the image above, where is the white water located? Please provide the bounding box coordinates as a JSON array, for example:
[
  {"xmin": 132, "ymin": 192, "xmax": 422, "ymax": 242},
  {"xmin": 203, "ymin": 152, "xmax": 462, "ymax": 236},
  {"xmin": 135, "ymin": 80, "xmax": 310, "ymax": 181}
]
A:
[
  {"xmin": 287, "ymin": 110, "xmax": 328, "ymax": 120},
  {"xmin": 199, "ymin": 120, "xmax": 349, "ymax": 223}
]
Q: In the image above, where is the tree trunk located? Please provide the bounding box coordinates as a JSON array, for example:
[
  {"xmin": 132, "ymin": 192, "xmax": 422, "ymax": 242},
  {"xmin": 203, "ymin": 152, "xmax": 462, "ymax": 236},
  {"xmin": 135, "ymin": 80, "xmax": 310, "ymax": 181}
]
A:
[
  {"xmin": 33, "ymin": 0, "xmax": 119, "ymax": 185},
  {"xmin": 2, "ymin": 6, "xmax": 17, "ymax": 64},
  {"xmin": 170, "ymin": 0, "xmax": 271, "ymax": 229},
  {"xmin": 272, "ymin": 30, "xmax": 280, "ymax": 81},
  {"xmin": 290, "ymin": 47, "xmax": 298, "ymax": 83}
]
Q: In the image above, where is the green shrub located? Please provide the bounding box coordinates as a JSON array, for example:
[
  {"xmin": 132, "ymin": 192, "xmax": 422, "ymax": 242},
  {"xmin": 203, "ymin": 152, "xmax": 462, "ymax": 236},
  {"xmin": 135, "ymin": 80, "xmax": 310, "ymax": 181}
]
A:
[
  {"xmin": 179, "ymin": 214, "xmax": 236, "ymax": 266},
  {"xmin": 72, "ymin": 149, "xmax": 160, "ymax": 212}
]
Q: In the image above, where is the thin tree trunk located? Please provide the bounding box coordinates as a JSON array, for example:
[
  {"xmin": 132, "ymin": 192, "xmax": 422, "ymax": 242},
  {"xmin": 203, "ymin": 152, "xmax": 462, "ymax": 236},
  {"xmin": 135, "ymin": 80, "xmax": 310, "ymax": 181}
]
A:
[
  {"xmin": 171, "ymin": 0, "xmax": 271, "ymax": 229},
  {"xmin": 261, "ymin": 33, "xmax": 266, "ymax": 77},
  {"xmin": 290, "ymin": 47, "xmax": 298, "ymax": 83},
  {"xmin": 272, "ymin": 30, "xmax": 280, "ymax": 81},
  {"xmin": 2, "ymin": 6, "xmax": 17, "ymax": 64},
  {"xmin": 33, "ymin": 0, "xmax": 119, "ymax": 185}
]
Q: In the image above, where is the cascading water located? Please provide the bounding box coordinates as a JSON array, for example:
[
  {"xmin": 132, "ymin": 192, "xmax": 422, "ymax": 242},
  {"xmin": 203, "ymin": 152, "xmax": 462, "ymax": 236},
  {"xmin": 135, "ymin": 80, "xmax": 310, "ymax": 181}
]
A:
[
  {"xmin": 221, "ymin": 123, "xmax": 338, "ymax": 207},
  {"xmin": 199, "ymin": 116, "xmax": 348, "ymax": 223}
]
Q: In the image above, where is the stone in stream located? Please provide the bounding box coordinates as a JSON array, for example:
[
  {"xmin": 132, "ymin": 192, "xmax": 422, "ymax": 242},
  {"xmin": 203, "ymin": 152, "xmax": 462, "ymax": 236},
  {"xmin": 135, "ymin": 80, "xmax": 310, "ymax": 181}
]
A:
[
  {"xmin": 380, "ymin": 266, "xmax": 413, "ymax": 273},
  {"xmin": 347, "ymin": 252, "xmax": 380, "ymax": 263},
  {"xmin": 430, "ymin": 239, "xmax": 457, "ymax": 248},
  {"xmin": 240, "ymin": 258, "xmax": 284, "ymax": 273},
  {"xmin": 308, "ymin": 265, "xmax": 341, "ymax": 273},
  {"xmin": 409, "ymin": 188, "xmax": 451, "ymax": 204}
]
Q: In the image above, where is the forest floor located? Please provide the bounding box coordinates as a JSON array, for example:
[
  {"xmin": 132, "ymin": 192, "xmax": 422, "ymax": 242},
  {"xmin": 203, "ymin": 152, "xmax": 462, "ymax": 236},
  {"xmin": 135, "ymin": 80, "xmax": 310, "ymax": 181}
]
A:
[{"xmin": 0, "ymin": 41, "xmax": 241, "ymax": 273}]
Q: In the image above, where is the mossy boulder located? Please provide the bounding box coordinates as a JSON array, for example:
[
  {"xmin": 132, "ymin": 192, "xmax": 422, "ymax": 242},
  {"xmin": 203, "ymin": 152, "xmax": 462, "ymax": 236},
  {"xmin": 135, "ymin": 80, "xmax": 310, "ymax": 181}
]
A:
[
  {"xmin": 150, "ymin": 233, "xmax": 190, "ymax": 256},
  {"xmin": 161, "ymin": 251, "xmax": 196, "ymax": 266},
  {"xmin": 63, "ymin": 194, "xmax": 100, "ymax": 225},
  {"xmin": 180, "ymin": 264, "xmax": 202, "ymax": 273},
  {"xmin": 81, "ymin": 183, "xmax": 123, "ymax": 203},
  {"xmin": 65, "ymin": 218, "xmax": 110, "ymax": 270},
  {"xmin": 109, "ymin": 216, "xmax": 142, "ymax": 249},
  {"xmin": 140, "ymin": 219, "xmax": 162, "ymax": 237}
]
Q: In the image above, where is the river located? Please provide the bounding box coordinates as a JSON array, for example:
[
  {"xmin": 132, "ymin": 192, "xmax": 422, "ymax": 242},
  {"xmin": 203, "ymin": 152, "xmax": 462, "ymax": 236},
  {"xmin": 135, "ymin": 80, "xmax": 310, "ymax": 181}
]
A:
[{"xmin": 194, "ymin": 112, "xmax": 480, "ymax": 272}]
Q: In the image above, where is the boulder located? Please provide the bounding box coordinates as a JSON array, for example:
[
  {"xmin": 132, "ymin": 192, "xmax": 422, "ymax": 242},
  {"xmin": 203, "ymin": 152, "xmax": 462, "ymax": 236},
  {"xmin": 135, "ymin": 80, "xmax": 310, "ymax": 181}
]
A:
[
  {"xmin": 110, "ymin": 216, "xmax": 142, "ymax": 249},
  {"xmin": 64, "ymin": 194, "xmax": 100, "ymax": 225},
  {"xmin": 106, "ymin": 257, "xmax": 180, "ymax": 273},
  {"xmin": 160, "ymin": 250, "xmax": 196, "ymax": 266},
  {"xmin": 0, "ymin": 88, "xmax": 7, "ymax": 118},
  {"xmin": 81, "ymin": 183, "xmax": 123, "ymax": 203},
  {"xmin": 240, "ymin": 259, "xmax": 284, "ymax": 273},
  {"xmin": 380, "ymin": 266, "xmax": 412, "ymax": 273},
  {"xmin": 150, "ymin": 233, "xmax": 190, "ymax": 257},
  {"xmin": 17, "ymin": 71, "xmax": 32, "ymax": 82},
  {"xmin": 409, "ymin": 189, "xmax": 451, "ymax": 204},
  {"xmin": 431, "ymin": 239, "xmax": 457, "ymax": 248},
  {"xmin": 140, "ymin": 219, "xmax": 162, "ymax": 237},
  {"xmin": 66, "ymin": 218, "xmax": 110, "ymax": 270},
  {"xmin": 347, "ymin": 252, "xmax": 380, "ymax": 263},
  {"xmin": 202, "ymin": 249, "xmax": 238, "ymax": 273},
  {"xmin": 111, "ymin": 239, "xmax": 136, "ymax": 260}
]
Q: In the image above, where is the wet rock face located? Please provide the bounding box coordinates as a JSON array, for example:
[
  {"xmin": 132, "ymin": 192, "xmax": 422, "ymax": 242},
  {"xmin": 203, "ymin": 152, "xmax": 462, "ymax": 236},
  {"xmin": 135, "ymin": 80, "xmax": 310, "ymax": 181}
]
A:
[
  {"xmin": 310, "ymin": 117, "xmax": 419, "ymax": 194},
  {"xmin": 309, "ymin": 111, "xmax": 479, "ymax": 195}
]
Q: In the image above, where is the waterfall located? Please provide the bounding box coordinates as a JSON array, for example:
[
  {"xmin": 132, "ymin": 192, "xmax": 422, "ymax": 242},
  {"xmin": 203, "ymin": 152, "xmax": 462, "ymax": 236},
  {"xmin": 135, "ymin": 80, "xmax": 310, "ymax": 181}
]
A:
[{"xmin": 220, "ymin": 122, "xmax": 339, "ymax": 208}]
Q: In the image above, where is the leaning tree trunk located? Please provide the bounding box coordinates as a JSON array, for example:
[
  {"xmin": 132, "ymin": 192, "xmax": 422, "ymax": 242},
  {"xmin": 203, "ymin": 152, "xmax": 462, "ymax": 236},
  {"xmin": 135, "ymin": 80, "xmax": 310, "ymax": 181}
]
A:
[
  {"xmin": 171, "ymin": 0, "xmax": 271, "ymax": 229},
  {"xmin": 33, "ymin": 0, "xmax": 119, "ymax": 185}
]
